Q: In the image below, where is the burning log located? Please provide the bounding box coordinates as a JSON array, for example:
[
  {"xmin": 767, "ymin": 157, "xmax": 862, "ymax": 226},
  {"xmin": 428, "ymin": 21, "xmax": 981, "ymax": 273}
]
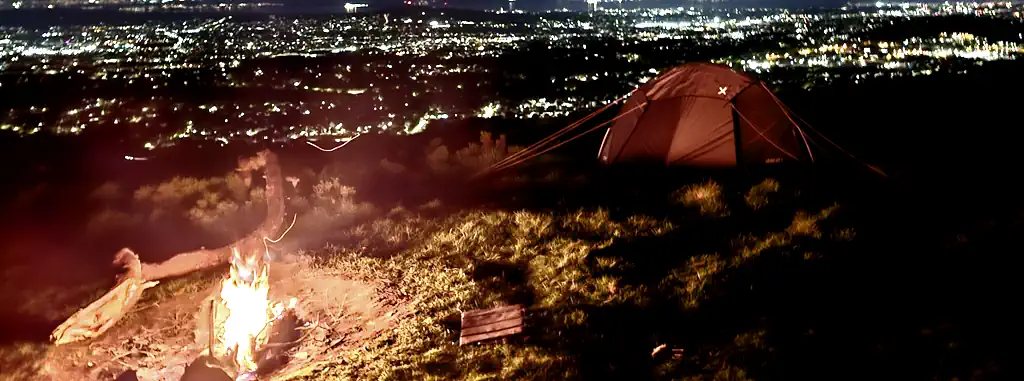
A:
[{"xmin": 51, "ymin": 149, "xmax": 287, "ymax": 346}]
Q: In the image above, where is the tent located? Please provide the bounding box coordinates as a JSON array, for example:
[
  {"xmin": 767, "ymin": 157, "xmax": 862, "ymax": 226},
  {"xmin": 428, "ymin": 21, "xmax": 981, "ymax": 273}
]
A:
[
  {"xmin": 598, "ymin": 63, "xmax": 814, "ymax": 167},
  {"xmin": 478, "ymin": 62, "xmax": 883, "ymax": 179}
]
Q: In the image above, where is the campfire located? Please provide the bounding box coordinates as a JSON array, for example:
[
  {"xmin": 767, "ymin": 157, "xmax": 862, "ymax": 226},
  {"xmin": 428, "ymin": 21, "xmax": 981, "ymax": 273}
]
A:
[
  {"xmin": 45, "ymin": 149, "xmax": 400, "ymax": 381},
  {"xmin": 210, "ymin": 248, "xmax": 298, "ymax": 380},
  {"xmin": 47, "ymin": 150, "xmax": 306, "ymax": 381}
]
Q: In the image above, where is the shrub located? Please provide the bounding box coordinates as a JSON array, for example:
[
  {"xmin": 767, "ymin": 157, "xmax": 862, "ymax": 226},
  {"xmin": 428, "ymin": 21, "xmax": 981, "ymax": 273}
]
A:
[
  {"xmin": 86, "ymin": 209, "xmax": 141, "ymax": 234},
  {"xmin": 133, "ymin": 177, "xmax": 219, "ymax": 207},
  {"xmin": 309, "ymin": 178, "xmax": 374, "ymax": 217},
  {"xmin": 224, "ymin": 172, "xmax": 251, "ymax": 202},
  {"xmin": 292, "ymin": 178, "xmax": 377, "ymax": 239},
  {"xmin": 425, "ymin": 139, "xmax": 452, "ymax": 173},
  {"xmin": 114, "ymin": 173, "xmax": 268, "ymax": 238},
  {"xmin": 184, "ymin": 176, "xmax": 266, "ymax": 237},
  {"xmin": 317, "ymin": 161, "xmax": 373, "ymax": 191},
  {"xmin": 89, "ymin": 181, "xmax": 121, "ymax": 202},
  {"xmin": 379, "ymin": 158, "xmax": 407, "ymax": 174},
  {"xmin": 425, "ymin": 131, "xmax": 524, "ymax": 175}
]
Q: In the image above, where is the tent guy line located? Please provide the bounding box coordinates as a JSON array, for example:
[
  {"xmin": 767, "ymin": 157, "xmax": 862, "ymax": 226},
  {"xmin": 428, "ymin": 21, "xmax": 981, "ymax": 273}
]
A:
[
  {"xmin": 760, "ymin": 85, "xmax": 887, "ymax": 177},
  {"xmin": 729, "ymin": 103, "xmax": 802, "ymax": 161},
  {"xmin": 480, "ymin": 101, "xmax": 651, "ymax": 177},
  {"xmin": 485, "ymin": 91, "xmax": 635, "ymax": 172}
]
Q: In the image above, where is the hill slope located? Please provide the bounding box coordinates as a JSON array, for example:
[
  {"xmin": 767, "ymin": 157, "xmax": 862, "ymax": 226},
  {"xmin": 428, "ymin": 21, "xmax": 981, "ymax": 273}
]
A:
[{"xmin": 3, "ymin": 165, "xmax": 1017, "ymax": 380}]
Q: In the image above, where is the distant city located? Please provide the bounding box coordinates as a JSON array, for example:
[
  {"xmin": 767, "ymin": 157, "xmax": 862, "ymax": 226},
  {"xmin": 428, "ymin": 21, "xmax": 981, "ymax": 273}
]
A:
[
  {"xmin": 1, "ymin": 2, "xmax": 1021, "ymax": 154},
  {"xmin": 0, "ymin": 0, "xmax": 869, "ymax": 12},
  {"xmin": 3, "ymin": 0, "xmax": 1017, "ymax": 12}
]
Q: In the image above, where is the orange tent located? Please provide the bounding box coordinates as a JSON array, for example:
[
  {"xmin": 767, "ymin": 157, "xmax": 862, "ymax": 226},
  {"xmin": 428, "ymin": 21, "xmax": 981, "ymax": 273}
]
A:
[{"xmin": 598, "ymin": 63, "xmax": 813, "ymax": 167}]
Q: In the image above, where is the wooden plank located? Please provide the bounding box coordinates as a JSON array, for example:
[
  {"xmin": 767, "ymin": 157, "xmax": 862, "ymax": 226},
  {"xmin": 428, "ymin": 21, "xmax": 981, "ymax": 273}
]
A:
[
  {"xmin": 462, "ymin": 304, "xmax": 522, "ymax": 318},
  {"xmin": 459, "ymin": 305, "xmax": 525, "ymax": 345},
  {"xmin": 460, "ymin": 325, "xmax": 523, "ymax": 345},
  {"xmin": 462, "ymin": 309, "xmax": 523, "ymax": 328},
  {"xmin": 461, "ymin": 316, "xmax": 522, "ymax": 337}
]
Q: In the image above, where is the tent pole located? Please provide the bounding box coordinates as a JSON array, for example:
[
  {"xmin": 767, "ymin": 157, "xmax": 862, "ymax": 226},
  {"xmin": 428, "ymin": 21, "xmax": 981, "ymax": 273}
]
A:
[{"xmin": 731, "ymin": 100, "xmax": 743, "ymax": 166}]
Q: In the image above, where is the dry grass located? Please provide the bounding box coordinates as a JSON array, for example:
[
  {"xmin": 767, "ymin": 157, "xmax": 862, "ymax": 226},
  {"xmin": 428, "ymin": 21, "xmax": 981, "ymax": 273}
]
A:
[
  {"xmin": 674, "ymin": 180, "xmax": 730, "ymax": 217},
  {"xmin": 2, "ymin": 260, "xmax": 395, "ymax": 381},
  {"xmin": 0, "ymin": 343, "xmax": 49, "ymax": 381},
  {"xmin": 744, "ymin": 178, "xmax": 780, "ymax": 211},
  {"xmin": 276, "ymin": 178, "xmax": 847, "ymax": 381},
  {"xmin": 0, "ymin": 177, "xmax": 852, "ymax": 381}
]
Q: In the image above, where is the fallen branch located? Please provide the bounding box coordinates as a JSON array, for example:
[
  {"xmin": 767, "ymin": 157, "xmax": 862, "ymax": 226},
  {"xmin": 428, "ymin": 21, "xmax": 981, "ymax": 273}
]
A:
[
  {"xmin": 51, "ymin": 249, "xmax": 159, "ymax": 345},
  {"xmin": 51, "ymin": 149, "xmax": 287, "ymax": 345},
  {"xmin": 134, "ymin": 149, "xmax": 286, "ymax": 280}
]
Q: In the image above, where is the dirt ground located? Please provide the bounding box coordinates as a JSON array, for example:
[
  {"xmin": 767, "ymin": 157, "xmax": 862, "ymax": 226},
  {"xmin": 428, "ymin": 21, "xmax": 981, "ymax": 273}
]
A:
[{"xmin": 33, "ymin": 256, "xmax": 406, "ymax": 381}]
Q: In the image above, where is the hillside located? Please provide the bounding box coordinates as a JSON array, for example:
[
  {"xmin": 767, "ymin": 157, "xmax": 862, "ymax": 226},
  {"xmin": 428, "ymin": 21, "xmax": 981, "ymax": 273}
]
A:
[
  {"xmin": 1, "ymin": 144, "xmax": 1019, "ymax": 380},
  {"xmin": 2, "ymin": 68, "xmax": 1023, "ymax": 380}
]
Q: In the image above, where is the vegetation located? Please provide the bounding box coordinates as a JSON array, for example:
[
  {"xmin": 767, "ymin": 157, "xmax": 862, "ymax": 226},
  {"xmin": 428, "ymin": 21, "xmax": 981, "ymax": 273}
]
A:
[
  {"xmin": 1, "ymin": 166, "xmax": 852, "ymax": 381},
  {"xmin": 424, "ymin": 131, "xmax": 524, "ymax": 175},
  {"xmin": 1, "ymin": 134, "xmax": 1018, "ymax": 381},
  {"xmin": 284, "ymin": 178, "xmax": 848, "ymax": 381}
]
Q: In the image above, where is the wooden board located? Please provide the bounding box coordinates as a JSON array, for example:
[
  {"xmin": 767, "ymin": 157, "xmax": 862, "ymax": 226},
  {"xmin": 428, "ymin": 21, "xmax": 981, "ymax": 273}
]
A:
[{"xmin": 459, "ymin": 305, "xmax": 525, "ymax": 345}]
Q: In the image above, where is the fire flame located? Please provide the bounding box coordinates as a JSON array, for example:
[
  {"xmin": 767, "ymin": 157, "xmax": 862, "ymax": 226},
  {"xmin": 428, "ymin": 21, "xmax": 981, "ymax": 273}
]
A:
[
  {"xmin": 219, "ymin": 248, "xmax": 296, "ymax": 375},
  {"xmin": 220, "ymin": 251, "xmax": 271, "ymax": 372}
]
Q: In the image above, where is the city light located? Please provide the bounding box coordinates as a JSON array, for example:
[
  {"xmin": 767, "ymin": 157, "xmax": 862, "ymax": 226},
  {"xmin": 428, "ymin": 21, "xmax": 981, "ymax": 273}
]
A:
[{"xmin": 1, "ymin": 2, "xmax": 1020, "ymax": 148}]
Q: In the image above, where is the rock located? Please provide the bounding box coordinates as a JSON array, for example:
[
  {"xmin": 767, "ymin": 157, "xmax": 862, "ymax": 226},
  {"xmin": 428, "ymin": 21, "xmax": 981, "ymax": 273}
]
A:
[
  {"xmin": 114, "ymin": 370, "xmax": 138, "ymax": 381},
  {"xmin": 179, "ymin": 356, "xmax": 231, "ymax": 381}
]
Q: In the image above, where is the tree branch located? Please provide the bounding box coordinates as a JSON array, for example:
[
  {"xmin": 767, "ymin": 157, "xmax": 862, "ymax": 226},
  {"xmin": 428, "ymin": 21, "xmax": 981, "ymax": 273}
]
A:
[{"xmin": 51, "ymin": 149, "xmax": 287, "ymax": 345}]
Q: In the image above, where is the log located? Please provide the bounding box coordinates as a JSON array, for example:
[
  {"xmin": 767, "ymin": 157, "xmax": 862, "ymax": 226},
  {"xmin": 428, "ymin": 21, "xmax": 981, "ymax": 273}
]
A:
[
  {"xmin": 50, "ymin": 149, "xmax": 287, "ymax": 345},
  {"xmin": 50, "ymin": 249, "xmax": 159, "ymax": 345}
]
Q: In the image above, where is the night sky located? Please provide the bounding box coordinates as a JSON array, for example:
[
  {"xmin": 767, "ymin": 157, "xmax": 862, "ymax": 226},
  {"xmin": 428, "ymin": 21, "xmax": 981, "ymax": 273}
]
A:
[{"xmin": 337, "ymin": 0, "xmax": 860, "ymax": 11}]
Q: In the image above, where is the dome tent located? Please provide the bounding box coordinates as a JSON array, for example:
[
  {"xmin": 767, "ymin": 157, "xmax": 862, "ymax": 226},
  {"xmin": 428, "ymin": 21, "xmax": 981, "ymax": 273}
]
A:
[{"xmin": 598, "ymin": 63, "xmax": 814, "ymax": 167}]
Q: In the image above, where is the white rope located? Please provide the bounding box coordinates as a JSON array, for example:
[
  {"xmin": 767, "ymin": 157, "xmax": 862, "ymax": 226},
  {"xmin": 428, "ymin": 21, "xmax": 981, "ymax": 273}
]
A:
[{"xmin": 306, "ymin": 133, "xmax": 362, "ymax": 152}]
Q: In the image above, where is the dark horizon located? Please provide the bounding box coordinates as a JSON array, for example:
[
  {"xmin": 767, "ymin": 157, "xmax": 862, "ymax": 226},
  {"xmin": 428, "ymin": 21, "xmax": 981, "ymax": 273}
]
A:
[
  {"xmin": 0, "ymin": 0, "xmax": 943, "ymax": 28},
  {"xmin": 0, "ymin": 0, "xmax": 933, "ymax": 13}
]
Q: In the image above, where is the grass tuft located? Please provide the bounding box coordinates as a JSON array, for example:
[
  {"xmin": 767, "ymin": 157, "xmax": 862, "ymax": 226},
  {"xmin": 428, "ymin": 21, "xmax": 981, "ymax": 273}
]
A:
[
  {"xmin": 744, "ymin": 178, "xmax": 780, "ymax": 210},
  {"xmin": 674, "ymin": 180, "xmax": 729, "ymax": 217}
]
